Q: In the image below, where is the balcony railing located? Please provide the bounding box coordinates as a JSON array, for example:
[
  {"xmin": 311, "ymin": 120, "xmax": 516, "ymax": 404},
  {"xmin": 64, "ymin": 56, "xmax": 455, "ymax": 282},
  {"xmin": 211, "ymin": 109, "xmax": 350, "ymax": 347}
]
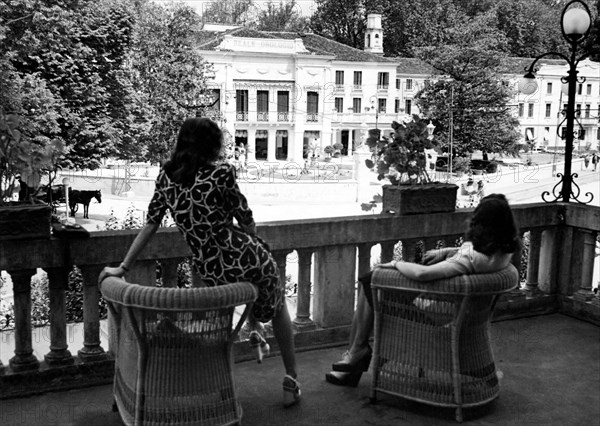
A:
[
  {"xmin": 236, "ymin": 111, "xmax": 249, "ymax": 121},
  {"xmin": 306, "ymin": 113, "xmax": 319, "ymax": 123},
  {"xmin": 377, "ymin": 84, "xmax": 389, "ymax": 91},
  {"xmin": 277, "ymin": 112, "xmax": 289, "ymax": 122},
  {"xmin": 0, "ymin": 203, "xmax": 598, "ymax": 398},
  {"xmin": 257, "ymin": 111, "xmax": 269, "ymax": 121}
]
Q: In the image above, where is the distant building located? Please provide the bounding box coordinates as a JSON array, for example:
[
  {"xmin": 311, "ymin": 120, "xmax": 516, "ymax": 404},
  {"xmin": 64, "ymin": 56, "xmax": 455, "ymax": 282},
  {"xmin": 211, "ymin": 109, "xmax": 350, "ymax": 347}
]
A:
[{"xmin": 197, "ymin": 16, "xmax": 599, "ymax": 162}]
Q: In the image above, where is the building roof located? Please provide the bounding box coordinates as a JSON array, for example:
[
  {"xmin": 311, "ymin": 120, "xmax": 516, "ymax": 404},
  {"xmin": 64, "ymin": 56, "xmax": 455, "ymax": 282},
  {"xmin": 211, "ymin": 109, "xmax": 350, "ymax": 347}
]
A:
[
  {"xmin": 499, "ymin": 57, "xmax": 568, "ymax": 75},
  {"xmin": 196, "ymin": 27, "xmax": 396, "ymax": 62},
  {"xmin": 395, "ymin": 58, "xmax": 437, "ymax": 75}
]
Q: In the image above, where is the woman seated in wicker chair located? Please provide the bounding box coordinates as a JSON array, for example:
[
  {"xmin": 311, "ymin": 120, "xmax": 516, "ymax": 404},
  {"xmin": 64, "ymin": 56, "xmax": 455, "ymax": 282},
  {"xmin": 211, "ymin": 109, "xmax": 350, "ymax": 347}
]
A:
[
  {"xmin": 99, "ymin": 118, "xmax": 300, "ymax": 407},
  {"xmin": 326, "ymin": 193, "xmax": 519, "ymax": 387}
]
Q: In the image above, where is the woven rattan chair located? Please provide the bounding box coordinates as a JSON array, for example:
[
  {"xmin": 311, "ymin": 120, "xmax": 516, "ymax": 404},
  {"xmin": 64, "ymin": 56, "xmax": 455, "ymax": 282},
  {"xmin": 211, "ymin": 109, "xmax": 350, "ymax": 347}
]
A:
[
  {"xmin": 370, "ymin": 265, "xmax": 518, "ymax": 422},
  {"xmin": 100, "ymin": 277, "xmax": 258, "ymax": 426}
]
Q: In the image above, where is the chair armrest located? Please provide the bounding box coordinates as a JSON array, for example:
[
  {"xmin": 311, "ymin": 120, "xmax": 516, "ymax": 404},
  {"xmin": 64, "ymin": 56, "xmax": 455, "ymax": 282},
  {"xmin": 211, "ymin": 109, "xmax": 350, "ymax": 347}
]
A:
[
  {"xmin": 371, "ymin": 264, "xmax": 519, "ymax": 296},
  {"xmin": 100, "ymin": 277, "xmax": 258, "ymax": 310}
]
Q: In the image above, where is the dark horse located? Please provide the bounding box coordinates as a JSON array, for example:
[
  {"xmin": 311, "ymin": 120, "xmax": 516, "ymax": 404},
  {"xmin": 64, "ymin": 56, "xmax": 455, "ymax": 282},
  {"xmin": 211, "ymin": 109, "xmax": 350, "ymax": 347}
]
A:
[{"xmin": 69, "ymin": 189, "xmax": 102, "ymax": 218}]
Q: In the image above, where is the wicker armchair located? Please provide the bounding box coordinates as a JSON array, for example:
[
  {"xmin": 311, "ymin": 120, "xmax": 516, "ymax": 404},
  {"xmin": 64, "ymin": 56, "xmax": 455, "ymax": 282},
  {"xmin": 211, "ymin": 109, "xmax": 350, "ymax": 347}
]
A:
[
  {"xmin": 370, "ymin": 265, "xmax": 518, "ymax": 422},
  {"xmin": 100, "ymin": 277, "xmax": 258, "ymax": 426}
]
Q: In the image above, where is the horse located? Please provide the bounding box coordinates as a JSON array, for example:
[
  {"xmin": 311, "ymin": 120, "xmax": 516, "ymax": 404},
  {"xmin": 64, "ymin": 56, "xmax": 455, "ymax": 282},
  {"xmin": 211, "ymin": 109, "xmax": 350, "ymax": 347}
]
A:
[{"xmin": 69, "ymin": 189, "xmax": 102, "ymax": 219}]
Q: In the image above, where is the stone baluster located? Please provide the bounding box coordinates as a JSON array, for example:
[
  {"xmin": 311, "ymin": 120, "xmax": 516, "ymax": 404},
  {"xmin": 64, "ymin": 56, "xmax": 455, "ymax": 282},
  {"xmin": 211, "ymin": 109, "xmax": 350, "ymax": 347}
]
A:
[
  {"xmin": 508, "ymin": 230, "xmax": 526, "ymax": 300},
  {"xmin": 44, "ymin": 267, "xmax": 74, "ymax": 366},
  {"xmin": 380, "ymin": 241, "xmax": 396, "ymax": 263},
  {"xmin": 402, "ymin": 238, "xmax": 421, "ymax": 263},
  {"xmin": 293, "ymin": 249, "xmax": 315, "ymax": 329},
  {"xmin": 313, "ymin": 245, "xmax": 356, "ymax": 328},
  {"xmin": 357, "ymin": 243, "xmax": 372, "ymax": 277},
  {"xmin": 574, "ymin": 230, "xmax": 597, "ymax": 302},
  {"xmin": 160, "ymin": 258, "xmax": 181, "ymax": 288},
  {"xmin": 78, "ymin": 265, "xmax": 107, "ymax": 362},
  {"xmin": 538, "ymin": 228, "xmax": 559, "ymax": 294},
  {"xmin": 525, "ymin": 229, "xmax": 542, "ymax": 296},
  {"xmin": 273, "ymin": 249, "xmax": 291, "ymax": 295},
  {"xmin": 8, "ymin": 269, "xmax": 39, "ymax": 372},
  {"xmin": 130, "ymin": 259, "xmax": 158, "ymax": 286}
]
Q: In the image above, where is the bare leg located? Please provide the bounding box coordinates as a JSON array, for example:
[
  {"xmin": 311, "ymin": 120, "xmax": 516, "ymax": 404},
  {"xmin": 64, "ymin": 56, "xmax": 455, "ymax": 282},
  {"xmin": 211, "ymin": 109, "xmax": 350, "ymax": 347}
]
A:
[
  {"xmin": 347, "ymin": 290, "xmax": 373, "ymax": 354},
  {"xmin": 271, "ymin": 302, "xmax": 297, "ymax": 378}
]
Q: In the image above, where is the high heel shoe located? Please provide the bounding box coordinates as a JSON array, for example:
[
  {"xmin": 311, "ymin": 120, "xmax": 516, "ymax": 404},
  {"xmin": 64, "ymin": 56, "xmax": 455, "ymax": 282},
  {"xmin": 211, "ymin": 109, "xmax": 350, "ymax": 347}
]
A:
[
  {"xmin": 283, "ymin": 375, "xmax": 301, "ymax": 408},
  {"xmin": 332, "ymin": 345, "xmax": 372, "ymax": 372},
  {"xmin": 249, "ymin": 331, "xmax": 270, "ymax": 363},
  {"xmin": 325, "ymin": 370, "xmax": 363, "ymax": 387}
]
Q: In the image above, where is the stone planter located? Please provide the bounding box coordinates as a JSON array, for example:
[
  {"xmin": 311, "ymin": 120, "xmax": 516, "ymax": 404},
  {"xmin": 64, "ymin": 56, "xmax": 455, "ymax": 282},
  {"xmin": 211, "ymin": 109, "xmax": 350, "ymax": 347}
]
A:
[
  {"xmin": 382, "ymin": 183, "xmax": 459, "ymax": 215},
  {"xmin": 0, "ymin": 203, "xmax": 52, "ymax": 240}
]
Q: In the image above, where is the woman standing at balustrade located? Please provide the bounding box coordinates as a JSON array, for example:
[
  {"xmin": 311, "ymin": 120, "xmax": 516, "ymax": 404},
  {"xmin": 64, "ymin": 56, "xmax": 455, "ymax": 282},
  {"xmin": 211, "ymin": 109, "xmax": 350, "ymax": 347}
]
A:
[{"xmin": 98, "ymin": 117, "xmax": 300, "ymax": 407}]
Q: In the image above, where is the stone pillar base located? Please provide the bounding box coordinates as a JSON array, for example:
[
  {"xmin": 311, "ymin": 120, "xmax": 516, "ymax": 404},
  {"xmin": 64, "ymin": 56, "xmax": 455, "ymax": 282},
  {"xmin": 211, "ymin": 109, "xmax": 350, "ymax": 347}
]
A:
[
  {"xmin": 44, "ymin": 349, "xmax": 74, "ymax": 366},
  {"xmin": 9, "ymin": 354, "xmax": 40, "ymax": 372},
  {"xmin": 78, "ymin": 347, "xmax": 108, "ymax": 362}
]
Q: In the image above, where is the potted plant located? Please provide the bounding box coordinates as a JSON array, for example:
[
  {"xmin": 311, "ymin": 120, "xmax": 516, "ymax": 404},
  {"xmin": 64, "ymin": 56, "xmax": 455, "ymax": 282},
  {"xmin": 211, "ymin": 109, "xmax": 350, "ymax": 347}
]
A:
[
  {"xmin": 364, "ymin": 115, "xmax": 458, "ymax": 215},
  {"xmin": 323, "ymin": 145, "xmax": 334, "ymax": 162},
  {"xmin": 0, "ymin": 112, "xmax": 66, "ymax": 239}
]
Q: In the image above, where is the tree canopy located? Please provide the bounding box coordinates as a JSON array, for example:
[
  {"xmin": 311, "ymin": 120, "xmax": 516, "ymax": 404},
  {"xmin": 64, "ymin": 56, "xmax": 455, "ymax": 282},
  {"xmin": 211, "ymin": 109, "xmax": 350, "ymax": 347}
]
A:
[
  {"xmin": 414, "ymin": 13, "xmax": 521, "ymax": 158},
  {"xmin": 1, "ymin": 0, "xmax": 218, "ymax": 170},
  {"xmin": 256, "ymin": 0, "xmax": 308, "ymax": 32}
]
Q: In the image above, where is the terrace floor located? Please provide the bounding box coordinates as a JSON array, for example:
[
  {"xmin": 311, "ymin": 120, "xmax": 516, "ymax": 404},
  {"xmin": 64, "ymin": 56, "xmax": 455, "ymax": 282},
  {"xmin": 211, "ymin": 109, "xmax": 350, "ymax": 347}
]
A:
[{"xmin": 1, "ymin": 314, "xmax": 599, "ymax": 426}]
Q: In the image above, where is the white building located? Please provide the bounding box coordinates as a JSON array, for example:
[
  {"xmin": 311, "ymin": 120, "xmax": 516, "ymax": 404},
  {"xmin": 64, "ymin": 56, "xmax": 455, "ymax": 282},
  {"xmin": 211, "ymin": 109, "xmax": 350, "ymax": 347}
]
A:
[
  {"xmin": 198, "ymin": 14, "xmax": 409, "ymax": 163},
  {"xmin": 506, "ymin": 58, "xmax": 600, "ymax": 152},
  {"xmin": 197, "ymin": 14, "xmax": 599, "ymax": 162}
]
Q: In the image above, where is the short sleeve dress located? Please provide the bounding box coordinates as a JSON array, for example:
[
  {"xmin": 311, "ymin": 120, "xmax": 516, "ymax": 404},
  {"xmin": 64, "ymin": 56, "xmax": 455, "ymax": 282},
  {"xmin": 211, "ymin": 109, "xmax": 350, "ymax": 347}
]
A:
[{"xmin": 146, "ymin": 162, "xmax": 282, "ymax": 323}]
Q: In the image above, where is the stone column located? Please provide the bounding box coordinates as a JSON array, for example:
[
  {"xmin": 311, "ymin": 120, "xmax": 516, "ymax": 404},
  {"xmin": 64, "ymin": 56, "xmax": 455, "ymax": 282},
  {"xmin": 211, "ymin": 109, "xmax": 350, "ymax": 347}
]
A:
[
  {"xmin": 293, "ymin": 249, "xmax": 315, "ymax": 329},
  {"xmin": 347, "ymin": 129, "xmax": 354, "ymax": 155},
  {"xmin": 247, "ymin": 128, "xmax": 256, "ymax": 162},
  {"xmin": 353, "ymin": 144, "xmax": 373, "ymax": 203},
  {"xmin": 8, "ymin": 269, "xmax": 39, "ymax": 372},
  {"xmin": 267, "ymin": 129, "xmax": 277, "ymax": 162},
  {"xmin": 313, "ymin": 245, "xmax": 356, "ymax": 328},
  {"xmin": 525, "ymin": 229, "xmax": 542, "ymax": 296},
  {"xmin": 44, "ymin": 267, "xmax": 74, "ymax": 366},
  {"xmin": 574, "ymin": 230, "xmax": 597, "ymax": 302},
  {"xmin": 78, "ymin": 265, "xmax": 107, "ymax": 362}
]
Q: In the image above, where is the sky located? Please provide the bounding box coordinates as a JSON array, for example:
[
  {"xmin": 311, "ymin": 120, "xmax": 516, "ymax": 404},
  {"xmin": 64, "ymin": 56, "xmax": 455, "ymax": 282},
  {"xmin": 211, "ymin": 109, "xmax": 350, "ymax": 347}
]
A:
[{"xmin": 154, "ymin": 0, "xmax": 319, "ymax": 17}]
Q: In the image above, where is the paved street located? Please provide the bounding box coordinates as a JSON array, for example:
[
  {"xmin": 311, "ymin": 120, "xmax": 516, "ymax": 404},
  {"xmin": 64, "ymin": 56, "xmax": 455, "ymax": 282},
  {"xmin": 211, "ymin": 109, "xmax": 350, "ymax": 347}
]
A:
[{"xmin": 57, "ymin": 158, "xmax": 599, "ymax": 232}]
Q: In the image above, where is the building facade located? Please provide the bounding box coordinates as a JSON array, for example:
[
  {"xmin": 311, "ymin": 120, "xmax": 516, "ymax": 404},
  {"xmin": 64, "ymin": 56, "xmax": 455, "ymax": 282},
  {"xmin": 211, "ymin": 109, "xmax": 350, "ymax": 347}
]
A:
[{"xmin": 197, "ymin": 16, "xmax": 599, "ymax": 163}]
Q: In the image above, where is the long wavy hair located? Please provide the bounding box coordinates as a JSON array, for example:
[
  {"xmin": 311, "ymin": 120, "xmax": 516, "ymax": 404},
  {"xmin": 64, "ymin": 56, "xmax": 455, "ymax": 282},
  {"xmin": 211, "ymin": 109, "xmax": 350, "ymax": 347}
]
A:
[
  {"xmin": 465, "ymin": 193, "xmax": 520, "ymax": 255},
  {"xmin": 163, "ymin": 117, "xmax": 223, "ymax": 186}
]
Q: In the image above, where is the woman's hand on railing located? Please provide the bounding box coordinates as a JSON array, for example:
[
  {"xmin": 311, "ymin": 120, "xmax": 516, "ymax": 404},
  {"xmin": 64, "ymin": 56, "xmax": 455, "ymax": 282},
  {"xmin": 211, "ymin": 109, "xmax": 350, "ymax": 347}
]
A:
[{"xmin": 98, "ymin": 265, "xmax": 127, "ymax": 285}]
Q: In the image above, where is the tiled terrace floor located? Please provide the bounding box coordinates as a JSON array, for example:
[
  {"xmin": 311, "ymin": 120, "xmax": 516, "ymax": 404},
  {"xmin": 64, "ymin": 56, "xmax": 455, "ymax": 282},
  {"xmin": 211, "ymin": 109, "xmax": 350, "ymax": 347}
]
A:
[{"xmin": 1, "ymin": 314, "xmax": 599, "ymax": 426}]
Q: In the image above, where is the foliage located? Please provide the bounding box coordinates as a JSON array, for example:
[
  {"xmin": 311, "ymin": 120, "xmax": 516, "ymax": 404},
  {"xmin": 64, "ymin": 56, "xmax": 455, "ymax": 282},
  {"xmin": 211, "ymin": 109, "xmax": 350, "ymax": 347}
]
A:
[
  {"xmin": 364, "ymin": 115, "xmax": 435, "ymax": 185},
  {"xmin": 0, "ymin": 0, "xmax": 134, "ymax": 170},
  {"xmin": 309, "ymin": 0, "xmax": 368, "ymax": 49},
  {"xmin": 202, "ymin": 0, "xmax": 256, "ymax": 26},
  {"xmin": 256, "ymin": 0, "xmax": 308, "ymax": 31},
  {"xmin": 414, "ymin": 13, "xmax": 521, "ymax": 159},
  {"xmin": 323, "ymin": 145, "xmax": 335, "ymax": 156},
  {"xmin": 0, "ymin": 112, "xmax": 67, "ymax": 203},
  {"xmin": 126, "ymin": 1, "xmax": 217, "ymax": 164}
]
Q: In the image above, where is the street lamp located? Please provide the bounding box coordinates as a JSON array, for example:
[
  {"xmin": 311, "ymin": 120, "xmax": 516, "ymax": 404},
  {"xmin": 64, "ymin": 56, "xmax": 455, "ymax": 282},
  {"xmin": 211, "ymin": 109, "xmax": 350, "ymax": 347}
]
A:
[
  {"xmin": 426, "ymin": 120, "xmax": 435, "ymax": 140},
  {"xmin": 518, "ymin": 0, "xmax": 593, "ymax": 204}
]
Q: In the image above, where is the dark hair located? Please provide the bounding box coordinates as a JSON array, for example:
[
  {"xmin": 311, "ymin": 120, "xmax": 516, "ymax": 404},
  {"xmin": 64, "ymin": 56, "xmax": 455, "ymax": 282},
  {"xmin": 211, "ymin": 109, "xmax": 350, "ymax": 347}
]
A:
[
  {"xmin": 465, "ymin": 193, "xmax": 519, "ymax": 255},
  {"xmin": 163, "ymin": 117, "xmax": 223, "ymax": 186}
]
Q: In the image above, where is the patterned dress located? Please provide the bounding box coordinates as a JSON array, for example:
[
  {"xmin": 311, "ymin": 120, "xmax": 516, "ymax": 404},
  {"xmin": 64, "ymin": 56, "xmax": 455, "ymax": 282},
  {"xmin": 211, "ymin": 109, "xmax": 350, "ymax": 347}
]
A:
[{"xmin": 146, "ymin": 163, "xmax": 282, "ymax": 322}]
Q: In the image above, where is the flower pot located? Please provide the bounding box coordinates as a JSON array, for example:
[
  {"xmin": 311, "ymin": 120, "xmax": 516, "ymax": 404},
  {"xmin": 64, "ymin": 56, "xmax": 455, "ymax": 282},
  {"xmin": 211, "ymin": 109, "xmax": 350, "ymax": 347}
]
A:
[
  {"xmin": 382, "ymin": 183, "xmax": 459, "ymax": 215},
  {"xmin": 0, "ymin": 203, "xmax": 52, "ymax": 240}
]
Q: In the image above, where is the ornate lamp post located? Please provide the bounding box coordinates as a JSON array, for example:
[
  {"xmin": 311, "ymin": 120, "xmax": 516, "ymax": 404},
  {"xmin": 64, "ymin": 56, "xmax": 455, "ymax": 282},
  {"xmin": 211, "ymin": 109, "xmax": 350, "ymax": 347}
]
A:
[
  {"xmin": 426, "ymin": 120, "xmax": 436, "ymax": 140},
  {"xmin": 518, "ymin": 0, "xmax": 593, "ymax": 204}
]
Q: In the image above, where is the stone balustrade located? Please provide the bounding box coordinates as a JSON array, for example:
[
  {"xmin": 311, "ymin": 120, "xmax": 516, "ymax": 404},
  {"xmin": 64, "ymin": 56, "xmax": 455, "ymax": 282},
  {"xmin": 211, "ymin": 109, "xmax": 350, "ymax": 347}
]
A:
[{"xmin": 0, "ymin": 202, "xmax": 598, "ymax": 398}]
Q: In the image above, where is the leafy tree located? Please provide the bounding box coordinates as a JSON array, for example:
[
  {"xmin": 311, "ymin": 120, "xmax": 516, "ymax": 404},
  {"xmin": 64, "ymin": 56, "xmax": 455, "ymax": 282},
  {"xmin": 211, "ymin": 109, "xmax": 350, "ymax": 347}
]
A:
[
  {"xmin": 309, "ymin": 0, "xmax": 370, "ymax": 49},
  {"xmin": 414, "ymin": 13, "xmax": 521, "ymax": 158},
  {"xmin": 1, "ymin": 0, "xmax": 134, "ymax": 170},
  {"xmin": 126, "ymin": 1, "xmax": 217, "ymax": 164},
  {"xmin": 202, "ymin": 0, "xmax": 256, "ymax": 26},
  {"xmin": 256, "ymin": 0, "xmax": 308, "ymax": 32}
]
